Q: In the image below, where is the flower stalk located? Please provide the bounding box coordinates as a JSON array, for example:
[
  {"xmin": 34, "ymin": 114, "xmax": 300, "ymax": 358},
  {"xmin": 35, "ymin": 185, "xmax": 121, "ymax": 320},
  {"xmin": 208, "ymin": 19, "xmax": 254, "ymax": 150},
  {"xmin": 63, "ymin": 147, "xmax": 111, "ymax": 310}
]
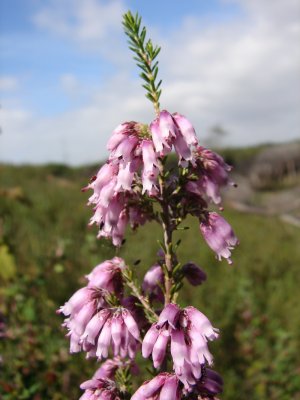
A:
[{"xmin": 58, "ymin": 10, "xmax": 238, "ymax": 400}]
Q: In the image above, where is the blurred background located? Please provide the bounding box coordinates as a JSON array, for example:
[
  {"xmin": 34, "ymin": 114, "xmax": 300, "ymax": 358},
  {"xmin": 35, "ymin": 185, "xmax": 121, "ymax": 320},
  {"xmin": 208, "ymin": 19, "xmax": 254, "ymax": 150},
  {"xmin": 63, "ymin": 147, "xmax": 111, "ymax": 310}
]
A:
[{"xmin": 0, "ymin": 0, "xmax": 300, "ymax": 399}]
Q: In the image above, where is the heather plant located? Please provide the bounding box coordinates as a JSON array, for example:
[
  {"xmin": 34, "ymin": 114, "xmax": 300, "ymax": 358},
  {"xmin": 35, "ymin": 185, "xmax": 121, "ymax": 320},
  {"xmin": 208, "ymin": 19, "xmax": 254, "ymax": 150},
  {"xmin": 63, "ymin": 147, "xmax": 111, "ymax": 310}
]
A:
[{"xmin": 58, "ymin": 11, "xmax": 239, "ymax": 400}]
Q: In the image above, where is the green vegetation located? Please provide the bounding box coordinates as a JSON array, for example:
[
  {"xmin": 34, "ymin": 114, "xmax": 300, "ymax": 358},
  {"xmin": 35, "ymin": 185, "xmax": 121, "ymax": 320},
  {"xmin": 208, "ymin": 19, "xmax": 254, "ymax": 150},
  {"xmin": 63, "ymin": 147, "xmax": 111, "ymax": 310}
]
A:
[{"xmin": 1, "ymin": 162, "xmax": 300, "ymax": 399}]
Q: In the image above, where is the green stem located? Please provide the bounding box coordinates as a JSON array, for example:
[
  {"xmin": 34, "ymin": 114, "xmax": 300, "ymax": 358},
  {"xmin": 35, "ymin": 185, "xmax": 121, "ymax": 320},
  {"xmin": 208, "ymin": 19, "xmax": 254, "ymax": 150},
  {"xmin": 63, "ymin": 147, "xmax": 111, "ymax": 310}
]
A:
[
  {"xmin": 123, "ymin": 268, "xmax": 158, "ymax": 323},
  {"xmin": 158, "ymin": 162, "xmax": 176, "ymax": 305}
]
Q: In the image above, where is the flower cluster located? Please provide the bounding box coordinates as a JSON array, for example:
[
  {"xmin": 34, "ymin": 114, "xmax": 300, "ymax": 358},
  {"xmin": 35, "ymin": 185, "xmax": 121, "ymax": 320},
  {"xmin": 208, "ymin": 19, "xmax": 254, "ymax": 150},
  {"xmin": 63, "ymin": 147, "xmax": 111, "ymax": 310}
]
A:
[
  {"xmin": 131, "ymin": 368, "xmax": 223, "ymax": 400},
  {"xmin": 80, "ymin": 358, "xmax": 137, "ymax": 400},
  {"xmin": 84, "ymin": 110, "xmax": 206, "ymax": 247},
  {"xmin": 59, "ymin": 258, "xmax": 141, "ymax": 359},
  {"xmin": 59, "ymin": 105, "xmax": 238, "ymax": 400},
  {"xmin": 186, "ymin": 146, "xmax": 234, "ymax": 206},
  {"xmin": 142, "ymin": 304, "xmax": 219, "ymax": 388},
  {"xmin": 59, "ymin": 109, "xmax": 237, "ymax": 398}
]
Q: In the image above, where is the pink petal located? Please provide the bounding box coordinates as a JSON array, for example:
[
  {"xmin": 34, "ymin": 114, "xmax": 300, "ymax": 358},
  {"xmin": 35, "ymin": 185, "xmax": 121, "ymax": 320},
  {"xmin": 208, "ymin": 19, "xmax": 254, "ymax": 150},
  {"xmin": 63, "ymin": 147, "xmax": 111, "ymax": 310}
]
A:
[
  {"xmin": 122, "ymin": 309, "xmax": 140, "ymax": 340},
  {"xmin": 152, "ymin": 330, "xmax": 170, "ymax": 368},
  {"xmin": 142, "ymin": 324, "xmax": 160, "ymax": 358},
  {"xmin": 159, "ymin": 376, "xmax": 179, "ymax": 400},
  {"xmin": 158, "ymin": 304, "xmax": 180, "ymax": 329}
]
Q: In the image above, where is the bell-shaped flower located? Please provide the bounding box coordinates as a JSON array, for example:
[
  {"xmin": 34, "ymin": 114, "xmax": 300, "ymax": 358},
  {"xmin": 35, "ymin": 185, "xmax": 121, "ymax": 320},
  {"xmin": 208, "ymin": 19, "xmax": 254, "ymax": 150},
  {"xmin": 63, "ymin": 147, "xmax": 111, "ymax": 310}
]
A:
[
  {"xmin": 107, "ymin": 122, "xmax": 135, "ymax": 152},
  {"xmin": 149, "ymin": 118, "xmax": 172, "ymax": 155},
  {"xmin": 173, "ymin": 131, "xmax": 192, "ymax": 165},
  {"xmin": 173, "ymin": 113, "xmax": 198, "ymax": 147},
  {"xmin": 200, "ymin": 212, "xmax": 239, "ymax": 264},
  {"xmin": 86, "ymin": 257, "xmax": 126, "ymax": 294},
  {"xmin": 121, "ymin": 296, "xmax": 148, "ymax": 330},
  {"xmin": 142, "ymin": 168, "xmax": 159, "ymax": 196},
  {"xmin": 131, "ymin": 373, "xmax": 182, "ymax": 400},
  {"xmin": 84, "ymin": 308, "xmax": 140, "ymax": 360},
  {"xmin": 112, "ymin": 135, "xmax": 139, "ymax": 163},
  {"xmin": 142, "ymin": 264, "xmax": 164, "ymax": 303},
  {"xmin": 142, "ymin": 304, "xmax": 218, "ymax": 387},
  {"xmin": 80, "ymin": 376, "xmax": 121, "ymax": 400},
  {"xmin": 187, "ymin": 146, "xmax": 234, "ymax": 205},
  {"xmin": 169, "ymin": 306, "xmax": 218, "ymax": 387},
  {"xmin": 141, "ymin": 139, "xmax": 159, "ymax": 173},
  {"xmin": 115, "ymin": 162, "xmax": 135, "ymax": 191},
  {"xmin": 83, "ymin": 162, "xmax": 118, "ymax": 204},
  {"xmin": 158, "ymin": 303, "xmax": 181, "ymax": 329},
  {"xmin": 142, "ymin": 304, "xmax": 181, "ymax": 369}
]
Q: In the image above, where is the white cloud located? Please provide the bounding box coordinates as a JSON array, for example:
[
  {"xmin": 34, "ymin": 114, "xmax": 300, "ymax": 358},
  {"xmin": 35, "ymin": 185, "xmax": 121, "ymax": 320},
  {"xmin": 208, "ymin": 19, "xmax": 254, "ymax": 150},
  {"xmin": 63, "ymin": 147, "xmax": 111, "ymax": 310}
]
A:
[
  {"xmin": 32, "ymin": 0, "xmax": 125, "ymax": 58},
  {"xmin": 159, "ymin": 0, "xmax": 300, "ymax": 146},
  {"xmin": 0, "ymin": 76, "xmax": 19, "ymax": 92}
]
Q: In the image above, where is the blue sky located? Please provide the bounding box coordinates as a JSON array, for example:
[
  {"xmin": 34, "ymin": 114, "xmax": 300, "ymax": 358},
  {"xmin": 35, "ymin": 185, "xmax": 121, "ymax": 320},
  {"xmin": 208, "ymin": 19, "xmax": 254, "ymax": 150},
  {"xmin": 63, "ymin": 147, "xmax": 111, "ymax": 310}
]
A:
[
  {"xmin": 1, "ymin": 0, "xmax": 240, "ymax": 115},
  {"xmin": 1, "ymin": 0, "xmax": 299, "ymax": 164}
]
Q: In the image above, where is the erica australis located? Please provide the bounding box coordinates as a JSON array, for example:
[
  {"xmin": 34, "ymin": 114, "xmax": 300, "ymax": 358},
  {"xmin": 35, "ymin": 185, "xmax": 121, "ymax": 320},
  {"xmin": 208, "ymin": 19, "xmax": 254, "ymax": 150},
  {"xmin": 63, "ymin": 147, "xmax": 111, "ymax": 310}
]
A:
[{"xmin": 58, "ymin": 11, "xmax": 238, "ymax": 399}]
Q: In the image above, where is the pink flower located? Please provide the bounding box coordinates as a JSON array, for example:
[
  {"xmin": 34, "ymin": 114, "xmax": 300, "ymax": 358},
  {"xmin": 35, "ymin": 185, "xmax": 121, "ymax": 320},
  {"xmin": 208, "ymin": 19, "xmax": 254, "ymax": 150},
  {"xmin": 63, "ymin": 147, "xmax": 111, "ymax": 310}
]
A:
[
  {"xmin": 112, "ymin": 136, "xmax": 139, "ymax": 163},
  {"xmin": 142, "ymin": 323, "xmax": 172, "ymax": 370},
  {"xmin": 200, "ymin": 212, "xmax": 239, "ymax": 264},
  {"xmin": 87, "ymin": 122, "xmax": 161, "ymax": 245},
  {"xmin": 92, "ymin": 309, "xmax": 139, "ymax": 359},
  {"xmin": 169, "ymin": 306, "xmax": 218, "ymax": 387},
  {"xmin": 93, "ymin": 357, "xmax": 139, "ymax": 381},
  {"xmin": 83, "ymin": 162, "xmax": 118, "ymax": 203},
  {"xmin": 142, "ymin": 168, "xmax": 159, "ymax": 196},
  {"xmin": 108, "ymin": 122, "xmax": 140, "ymax": 162},
  {"xmin": 80, "ymin": 358, "xmax": 139, "ymax": 399},
  {"xmin": 111, "ymin": 209, "xmax": 128, "ymax": 247},
  {"xmin": 107, "ymin": 122, "xmax": 135, "ymax": 152},
  {"xmin": 131, "ymin": 373, "xmax": 181, "ymax": 400},
  {"xmin": 159, "ymin": 110, "xmax": 178, "ymax": 140},
  {"xmin": 80, "ymin": 377, "xmax": 121, "ymax": 400},
  {"xmin": 93, "ymin": 359, "xmax": 120, "ymax": 380},
  {"xmin": 141, "ymin": 139, "xmax": 160, "ymax": 195},
  {"xmin": 142, "ymin": 304, "xmax": 218, "ymax": 387},
  {"xmin": 142, "ymin": 264, "xmax": 164, "ymax": 303},
  {"xmin": 93, "ymin": 195, "xmax": 125, "ymax": 246},
  {"xmin": 173, "ymin": 132, "xmax": 192, "ymax": 165},
  {"xmin": 186, "ymin": 177, "xmax": 222, "ymax": 205},
  {"xmin": 142, "ymin": 304, "xmax": 181, "ymax": 369},
  {"xmin": 187, "ymin": 146, "xmax": 234, "ymax": 205},
  {"xmin": 149, "ymin": 117, "xmax": 172, "ymax": 155},
  {"xmin": 59, "ymin": 271, "xmax": 140, "ymax": 359},
  {"xmin": 121, "ymin": 296, "xmax": 148, "ymax": 330},
  {"xmin": 58, "ymin": 287, "xmax": 94, "ymax": 316},
  {"xmin": 173, "ymin": 113, "xmax": 198, "ymax": 147},
  {"xmin": 141, "ymin": 139, "xmax": 159, "ymax": 173},
  {"xmin": 115, "ymin": 162, "xmax": 135, "ymax": 191},
  {"xmin": 86, "ymin": 257, "xmax": 126, "ymax": 294},
  {"xmin": 158, "ymin": 303, "xmax": 181, "ymax": 329},
  {"xmin": 150, "ymin": 110, "xmax": 198, "ymax": 164},
  {"xmin": 86, "ymin": 308, "xmax": 140, "ymax": 359}
]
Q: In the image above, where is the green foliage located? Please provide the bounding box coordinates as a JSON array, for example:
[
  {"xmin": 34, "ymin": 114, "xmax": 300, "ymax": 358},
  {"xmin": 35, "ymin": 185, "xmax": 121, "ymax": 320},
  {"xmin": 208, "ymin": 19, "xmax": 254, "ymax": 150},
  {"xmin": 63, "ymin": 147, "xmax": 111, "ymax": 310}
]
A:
[
  {"xmin": 0, "ymin": 245, "xmax": 16, "ymax": 282},
  {"xmin": 0, "ymin": 164, "xmax": 300, "ymax": 399},
  {"xmin": 123, "ymin": 11, "xmax": 162, "ymax": 113}
]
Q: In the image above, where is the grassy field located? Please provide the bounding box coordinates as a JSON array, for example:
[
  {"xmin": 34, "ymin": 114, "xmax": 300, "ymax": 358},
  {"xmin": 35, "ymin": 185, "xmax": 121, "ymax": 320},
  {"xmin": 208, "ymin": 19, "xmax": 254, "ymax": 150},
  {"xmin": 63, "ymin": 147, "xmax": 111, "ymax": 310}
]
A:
[{"xmin": 0, "ymin": 161, "xmax": 300, "ymax": 399}]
